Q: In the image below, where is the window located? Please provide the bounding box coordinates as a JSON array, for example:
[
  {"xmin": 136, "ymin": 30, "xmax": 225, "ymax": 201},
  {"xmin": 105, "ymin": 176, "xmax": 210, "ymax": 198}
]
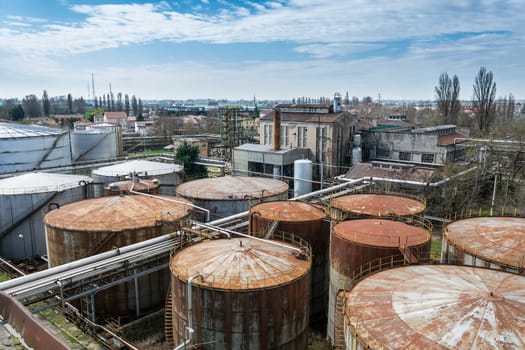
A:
[
  {"xmin": 321, "ymin": 127, "xmax": 327, "ymax": 162},
  {"xmin": 399, "ymin": 152, "xmax": 411, "ymax": 161},
  {"xmin": 298, "ymin": 127, "xmax": 307, "ymax": 147},
  {"xmin": 421, "ymin": 153, "xmax": 435, "ymax": 163},
  {"xmin": 281, "ymin": 125, "xmax": 289, "ymax": 146}
]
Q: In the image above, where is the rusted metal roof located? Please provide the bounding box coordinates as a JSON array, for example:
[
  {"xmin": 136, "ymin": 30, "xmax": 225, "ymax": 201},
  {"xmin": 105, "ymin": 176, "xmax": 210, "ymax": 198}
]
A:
[
  {"xmin": 44, "ymin": 195, "xmax": 191, "ymax": 231},
  {"xmin": 105, "ymin": 179, "xmax": 159, "ymax": 193},
  {"xmin": 170, "ymin": 238, "xmax": 310, "ymax": 290},
  {"xmin": 331, "ymin": 194, "xmax": 426, "ymax": 216},
  {"xmin": 176, "ymin": 175, "xmax": 288, "ymax": 200},
  {"xmin": 333, "ymin": 219, "xmax": 430, "ymax": 248},
  {"xmin": 345, "ymin": 265, "xmax": 525, "ymax": 349},
  {"xmin": 445, "ymin": 217, "xmax": 525, "ymax": 268},
  {"xmin": 250, "ymin": 201, "xmax": 325, "ymax": 222}
]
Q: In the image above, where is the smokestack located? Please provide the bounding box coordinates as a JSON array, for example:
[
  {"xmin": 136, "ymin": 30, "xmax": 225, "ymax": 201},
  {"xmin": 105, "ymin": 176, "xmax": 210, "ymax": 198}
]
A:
[{"xmin": 273, "ymin": 108, "xmax": 281, "ymax": 151}]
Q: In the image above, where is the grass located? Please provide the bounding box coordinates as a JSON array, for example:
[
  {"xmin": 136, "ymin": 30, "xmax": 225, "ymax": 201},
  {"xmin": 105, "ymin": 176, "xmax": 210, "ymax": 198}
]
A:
[
  {"xmin": 0, "ymin": 271, "xmax": 10, "ymax": 282},
  {"xmin": 430, "ymin": 239, "xmax": 442, "ymax": 261}
]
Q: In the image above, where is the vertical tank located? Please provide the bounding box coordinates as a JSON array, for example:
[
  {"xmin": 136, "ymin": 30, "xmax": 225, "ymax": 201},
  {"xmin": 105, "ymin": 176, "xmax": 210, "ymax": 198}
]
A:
[
  {"xmin": 0, "ymin": 172, "xmax": 92, "ymax": 260},
  {"xmin": 70, "ymin": 123, "xmax": 123, "ymax": 162},
  {"xmin": 327, "ymin": 218, "xmax": 431, "ymax": 344},
  {"xmin": 168, "ymin": 236, "xmax": 311, "ymax": 350},
  {"xmin": 249, "ymin": 201, "xmax": 329, "ymax": 332},
  {"xmin": 442, "ymin": 217, "xmax": 525, "ymax": 274},
  {"xmin": 294, "ymin": 159, "xmax": 312, "ymax": 197},
  {"xmin": 344, "ymin": 265, "xmax": 525, "ymax": 349},
  {"xmin": 43, "ymin": 195, "xmax": 192, "ymax": 320},
  {"xmin": 176, "ymin": 176, "xmax": 289, "ymax": 221}
]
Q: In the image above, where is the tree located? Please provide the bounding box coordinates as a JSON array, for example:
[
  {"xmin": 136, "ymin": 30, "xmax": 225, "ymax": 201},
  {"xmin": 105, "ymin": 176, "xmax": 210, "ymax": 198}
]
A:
[
  {"xmin": 138, "ymin": 98, "xmax": 143, "ymax": 119},
  {"xmin": 362, "ymin": 96, "xmax": 373, "ymax": 104},
  {"xmin": 9, "ymin": 104, "xmax": 25, "ymax": 121},
  {"xmin": 496, "ymin": 93, "xmax": 515, "ymax": 123},
  {"xmin": 42, "ymin": 90, "xmax": 51, "ymax": 117},
  {"xmin": 131, "ymin": 95, "xmax": 138, "ymax": 116},
  {"xmin": 116, "ymin": 92, "xmax": 123, "ymax": 112},
  {"xmin": 73, "ymin": 97, "xmax": 87, "ymax": 114},
  {"xmin": 124, "ymin": 94, "xmax": 130, "ymax": 115},
  {"xmin": 435, "ymin": 72, "xmax": 461, "ymax": 124},
  {"xmin": 22, "ymin": 94, "xmax": 42, "ymax": 118},
  {"xmin": 473, "ymin": 66, "xmax": 497, "ymax": 136},
  {"xmin": 174, "ymin": 142, "xmax": 207, "ymax": 180},
  {"xmin": 67, "ymin": 93, "xmax": 73, "ymax": 114}
]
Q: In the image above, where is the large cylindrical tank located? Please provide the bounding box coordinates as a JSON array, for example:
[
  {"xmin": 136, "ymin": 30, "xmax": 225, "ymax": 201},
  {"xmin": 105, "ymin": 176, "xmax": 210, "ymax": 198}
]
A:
[
  {"xmin": 70, "ymin": 123, "xmax": 123, "ymax": 162},
  {"xmin": 327, "ymin": 218, "xmax": 431, "ymax": 343},
  {"xmin": 0, "ymin": 172, "xmax": 92, "ymax": 260},
  {"xmin": 103, "ymin": 179, "xmax": 160, "ymax": 196},
  {"xmin": 168, "ymin": 237, "xmax": 311, "ymax": 350},
  {"xmin": 0, "ymin": 122, "xmax": 72, "ymax": 174},
  {"xmin": 43, "ymin": 195, "xmax": 192, "ymax": 320},
  {"xmin": 176, "ymin": 176, "xmax": 289, "ymax": 221},
  {"xmin": 92, "ymin": 159, "xmax": 184, "ymax": 196},
  {"xmin": 344, "ymin": 265, "xmax": 525, "ymax": 349},
  {"xmin": 442, "ymin": 217, "xmax": 525, "ymax": 274},
  {"xmin": 351, "ymin": 146, "xmax": 362, "ymax": 165},
  {"xmin": 249, "ymin": 201, "xmax": 329, "ymax": 332},
  {"xmin": 294, "ymin": 160, "xmax": 312, "ymax": 197},
  {"xmin": 330, "ymin": 193, "xmax": 426, "ymax": 221}
]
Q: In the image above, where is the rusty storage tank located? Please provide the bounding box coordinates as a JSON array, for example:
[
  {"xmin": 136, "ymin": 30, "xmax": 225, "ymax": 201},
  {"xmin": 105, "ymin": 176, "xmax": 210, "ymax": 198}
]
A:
[
  {"xmin": 43, "ymin": 195, "xmax": 192, "ymax": 320},
  {"xmin": 103, "ymin": 178, "xmax": 160, "ymax": 196},
  {"xmin": 327, "ymin": 218, "xmax": 431, "ymax": 343},
  {"xmin": 330, "ymin": 194, "xmax": 426, "ymax": 221},
  {"xmin": 176, "ymin": 175, "xmax": 289, "ymax": 221},
  {"xmin": 0, "ymin": 172, "xmax": 92, "ymax": 260},
  {"xmin": 442, "ymin": 217, "xmax": 525, "ymax": 274},
  {"xmin": 343, "ymin": 265, "xmax": 525, "ymax": 349},
  {"xmin": 168, "ymin": 236, "xmax": 311, "ymax": 350},
  {"xmin": 249, "ymin": 200, "xmax": 329, "ymax": 332}
]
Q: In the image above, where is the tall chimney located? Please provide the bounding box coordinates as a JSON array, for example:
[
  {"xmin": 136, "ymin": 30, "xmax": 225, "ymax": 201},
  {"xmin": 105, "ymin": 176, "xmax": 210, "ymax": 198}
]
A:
[{"xmin": 273, "ymin": 108, "xmax": 281, "ymax": 151}]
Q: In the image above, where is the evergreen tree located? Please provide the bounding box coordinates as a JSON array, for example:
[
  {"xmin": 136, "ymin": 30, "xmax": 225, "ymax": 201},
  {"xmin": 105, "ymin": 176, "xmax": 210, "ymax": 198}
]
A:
[
  {"xmin": 67, "ymin": 93, "xmax": 73, "ymax": 114},
  {"xmin": 174, "ymin": 142, "xmax": 207, "ymax": 180},
  {"xmin": 42, "ymin": 90, "xmax": 51, "ymax": 117},
  {"xmin": 124, "ymin": 94, "xmax": 130, "ymax": 115},
  {"xmin": 9, "ymin": 104, "xmax": 25, "ymax": 121},
  {"xmin": 131, "ymin": 95, "xmax": 138, "ymax": 116}
]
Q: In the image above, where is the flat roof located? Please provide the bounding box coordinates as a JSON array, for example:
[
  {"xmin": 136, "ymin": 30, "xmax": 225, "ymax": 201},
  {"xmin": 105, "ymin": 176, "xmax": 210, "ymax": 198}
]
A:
[{"xmin": 0, "ymin": 172, "xmax": 92, "ymax": 195}]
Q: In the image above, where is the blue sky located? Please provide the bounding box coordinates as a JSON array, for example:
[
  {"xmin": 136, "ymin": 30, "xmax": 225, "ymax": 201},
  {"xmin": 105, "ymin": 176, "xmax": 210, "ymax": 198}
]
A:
[{"xmin": 0, "ymin": 0, "xmax": 523, "ymax": 101}]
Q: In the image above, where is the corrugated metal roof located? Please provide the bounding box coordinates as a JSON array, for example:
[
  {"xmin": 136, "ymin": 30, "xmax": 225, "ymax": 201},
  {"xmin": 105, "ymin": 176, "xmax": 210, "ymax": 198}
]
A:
[
  {"xmin": 250, "ymin": 201, "xmax": 325, "ymax": 222},
  {"xmin": 0, "ymin": 122, "xmax": 65, "ymax": 138},
  {"xmin": 0, "ymin": 172, "xmax": 92, "ymax": 195},
  {"xmin": 333, "ymin": 219, "xmax": 430, "ymax": 247},
  {"xmin": 331, "ymin": 194, "xmax": 426, "ymax": 216},
  {"xmin": 176, "ymin": 176, "xmax": 288, "ymax": 200},
  {"xmin": 92, "ymin": 160, "xmax": 183, "ymax": 177},
  {"xmin": 44, "ymin": 195, "xmax": 191, "ymax": 231},
  {"xmin": 170, "ymin": 237, "xmax": 310, "ymax": 290},
  {"xmin": 345, "ymin": 265, "xmax": 525, "ymax": 349},
  {"xmin": 445, "ymin": 217, "xmax": 525, "ymax": 268}
]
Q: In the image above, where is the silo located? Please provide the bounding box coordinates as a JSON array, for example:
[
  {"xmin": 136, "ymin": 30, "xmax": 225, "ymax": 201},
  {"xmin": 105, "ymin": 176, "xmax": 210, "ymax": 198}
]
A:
[
  {"xmin": 104, "ymin": 179, "xmax": 160, "ymax": 196},
  {"xmin": 0, "ymin": 172, "xmax": 92, "ymax": 260},
  {"xmin": 344, "ymin": 265, "xmax": 525, "ymax": 349},
  {"xmin": 249, "ymin": 201, "xmax": 329, "ymax": 331},
  {"xmin": 330, "ymin": 193, "xmax": 426, "ymax": 221},
  {"xmin": 0, "ymin": 122, "xmax": 72, "ymax": 174},
  {"xmin": 168, "ymin": 236, "xmax": 311, "ymax": 349},
  {"xmin": 70, "ymin": 123, "xmax": 123, "ymax": 162},
  {"xmin": 327, "ymin": 219, "xmax": 431, "ymax": 343},
  {"xmin": 294, "ymin": 159, "xmax": 313, "ymax": 197},
  {"xmin": 92, "ymin": 159, "xmax": 183, "ymax": 196},
  {"xmin": 442, "ymin": 217, "xmax": 525, "ymax": 274},
  {"xmin": 176, "ymin": 176, "xmax": 289, "ymax": 221},
  {"xmin": 43, "ymin": 195, "xmax": 192, "ymax": 320}
]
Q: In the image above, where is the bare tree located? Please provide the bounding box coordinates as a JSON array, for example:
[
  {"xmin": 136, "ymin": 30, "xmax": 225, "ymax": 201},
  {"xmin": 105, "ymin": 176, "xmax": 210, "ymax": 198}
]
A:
[
  {"xmin": 435, "ymin": 72, "xmax": 461, "ymax": 124},
  {"xmin": 23, "ymin": 94, "xmax": 42, "ymax": 118},
  {"xmin": 473, "ymin": 66, "xmax": 497, "ymax": 135},
  {"xmin": 496, "ymin": 93, "xmax": 515, "ymax": 123}
]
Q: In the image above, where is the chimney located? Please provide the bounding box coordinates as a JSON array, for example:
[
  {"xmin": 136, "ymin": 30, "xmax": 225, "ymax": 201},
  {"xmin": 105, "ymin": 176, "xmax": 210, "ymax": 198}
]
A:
[{"xmin": 273, "ymin": 108, "xmax": 281, "ymax": 151}]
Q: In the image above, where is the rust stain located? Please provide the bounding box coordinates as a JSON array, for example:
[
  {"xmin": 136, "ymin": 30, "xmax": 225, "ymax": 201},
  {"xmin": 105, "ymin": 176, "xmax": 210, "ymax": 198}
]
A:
[
  {"xmin": 104, "ymin": 179, "xmax": 160, "ymax": 196},
  {"xmin": 250, "ymin": 200, "xmax": 326, "ymax": 222},
  {"xmin": 331, "ymin": 194, "xmax": 425, "ymax": 217}
]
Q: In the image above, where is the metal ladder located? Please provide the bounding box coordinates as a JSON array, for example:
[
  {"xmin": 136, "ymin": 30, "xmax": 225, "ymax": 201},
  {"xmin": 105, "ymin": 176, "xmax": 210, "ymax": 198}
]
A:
[
  {"xmin": 334, "ymin": 291, "xmax": 346, "ymax": 349},
  {"xmin": 264, "ymin": 220, "xmax": 280, "ymax": 239}
]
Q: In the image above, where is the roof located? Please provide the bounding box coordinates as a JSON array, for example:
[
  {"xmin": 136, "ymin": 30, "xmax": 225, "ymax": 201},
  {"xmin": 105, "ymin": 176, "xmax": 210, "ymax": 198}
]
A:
[
  {"xmin": 260, "ymin": 110, "xmax": 348, "ymax": 123},
  {"xmin": 234, "ymin": 143, "xmax": 297, "ymax": 154},
  {"xmin": 438, "ymin": 132, "xmax": 468, "ymax": 146},
  {"xmin": 250, "ymin": 201, "xmax": 325, "ymax": 222},
  {"xmin": 343, "ymin": 163, "xmax": 435, "ymax": 183},
  {"xmin": 345, "ymin": 265, "xmax": 525, "ymax": 349},
  {"xmin": 176, "ymin": 175, "xmax": 288, "ymax": 200},
  {"xmin": 331, "ymin": 194, "xmax": 426, "ymax": 216},
  {"xmin": 444, "ymin": 217, "xmax": 525, "ymax": 268},
  {"xmin": 44, "ymin": 195, "xmax": 192, "ymax": 231},
  {"xmin": 0, "ymin": 172, "xmax": 92, "ymax": 195},
  {"xmin": 105, "ymin": 112, "xmax": 127, "ymax": 119},
  {"xmin": 0, "ymin": 122, "xmax": 66, "ymax": 138},
  {"xmin": 92, "ymin": 160, "xmax": 183, "ymax": 177},
  {"xmin": 170, "ymin": 237, "xmax": 310, "ymax": 290},
  {"xmin": 105, "ymin": 179, "xmax": 159, "ymax": 193}
]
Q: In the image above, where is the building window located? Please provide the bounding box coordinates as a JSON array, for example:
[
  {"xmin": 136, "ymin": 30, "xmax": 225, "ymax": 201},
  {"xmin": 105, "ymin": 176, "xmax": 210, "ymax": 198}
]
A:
[
  {"xmin": 281, "ymin": 126, "xmax": 289, "ymax": 146},
  {"xmin": 321, "ymin": 127, "xmax": 327, "ymax": 162},
  {"xmin": 399, "ymin": 152, "xmax": 411, "ymax": 161},
  {"xmin": 377, "ymin": 149, "xmax": 390, "ymax": 158},
  {"xmin": 421, "ymin": 153, "xmax": 435, "ymax": 163},
  {"xmin": 298, "ymin": 127, "xmax": 307, "ymax": 147}
]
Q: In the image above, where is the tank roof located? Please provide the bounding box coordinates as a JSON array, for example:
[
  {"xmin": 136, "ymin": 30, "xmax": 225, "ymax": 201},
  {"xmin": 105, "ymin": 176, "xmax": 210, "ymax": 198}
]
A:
[
  {"xmin": 44, "ymin": 195, "xmax": 191, "ymax": 231},
  {"xmin": 92, "ymin": 160, "xmax": 183, "ymax": 177},
  {"xmin": 171, "ymin": 237, "xmax": 310, "ymax": 290},
  {"xmin": 176, "ymin": 176, "xmax": 288, "ymax": 200},
  {"xmin": 331, "ymin": 194, "xmax": 425, "ymax": 216},
  {"xmin": 250, "ymin": 201, "xmax": 325, "ymax": 222},
  {"xmin": 445, "ymin": 217, "xmax": 525, "ymax": 268},
  {"xmin": 345, "ymin": 265, "xmax": 525, "ymax": 349},
  {"xmin": 105, "ymin": 179, "xmax": 159, "ymax": 192},
  {"xmin": 333, "ymin": 219, "xmax": 430, "ymax": 247},
  {"xmin": 0, "ymin": 122, "xmax": 66, "ymax": 138},
  {"xmin": 0, "ymin": 172, "xmax": 92, "ymax": 195}
]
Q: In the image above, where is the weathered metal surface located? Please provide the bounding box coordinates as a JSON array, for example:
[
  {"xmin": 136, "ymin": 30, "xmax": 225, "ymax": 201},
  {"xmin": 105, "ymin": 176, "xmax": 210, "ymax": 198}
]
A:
[
  {"xmin": 170, "ymin": 237, "xmax": 311, "ymax": 349},
  {"xmin": 104, "ymin": 179, "xmax": 160, "ymax": 196},
  {"xmin": 345, "ymin": 265, "xmax": 525, "ymax": 349},
  {"xmin": 443, "ymin": 217, "xmax": 525, "ymax": 271},
  {"xmin": 330, "ymin": 194, "xmax": 425, "ymax": 219},
  {"xmin": 249, "ymin": 201, "xmax": 329, "ymax": 331}
]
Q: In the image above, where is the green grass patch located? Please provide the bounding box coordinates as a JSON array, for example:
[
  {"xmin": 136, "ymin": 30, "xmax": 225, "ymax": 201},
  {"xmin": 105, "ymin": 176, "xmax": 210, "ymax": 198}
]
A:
[
  {"xmin": 0, "ymin": 271, "xmax": 10, "ymax": 282},
  {"xmin": 430, "ymin": 239, "xmax": 442, "ymax": 261}
]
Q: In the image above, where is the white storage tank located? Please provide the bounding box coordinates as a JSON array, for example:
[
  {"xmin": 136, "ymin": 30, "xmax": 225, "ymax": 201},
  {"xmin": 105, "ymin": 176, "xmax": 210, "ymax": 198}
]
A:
[
  {"xmin": 0, "ymin": 172, "xmax": 92, "ymax": 260},
  {"xmin": 294, "ymin": 159, "xmax": 312, "ymax": 197},
  {"xmin": 70, "ymin": 123, "xmax": 123, "ymax": 162},
  {"xmin": 0, "ymin": 122, "xmax": 72, "ymax": 175}
]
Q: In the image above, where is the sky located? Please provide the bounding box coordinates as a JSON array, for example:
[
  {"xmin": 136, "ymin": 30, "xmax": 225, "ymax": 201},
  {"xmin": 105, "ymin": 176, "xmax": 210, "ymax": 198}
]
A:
[{"xmin": 0, "ymin": 0, "xmax": 523, "ymax": 101}]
